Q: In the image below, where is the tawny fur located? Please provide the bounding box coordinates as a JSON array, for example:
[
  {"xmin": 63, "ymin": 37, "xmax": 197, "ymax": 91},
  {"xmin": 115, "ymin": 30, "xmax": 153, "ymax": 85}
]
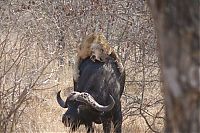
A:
[{"xmin": 74, "ymin": 33, "xmax": 124, "ymax": 82}]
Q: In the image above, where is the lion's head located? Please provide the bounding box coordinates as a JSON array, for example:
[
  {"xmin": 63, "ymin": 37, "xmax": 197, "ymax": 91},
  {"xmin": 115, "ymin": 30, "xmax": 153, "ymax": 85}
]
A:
[{"xmin": 78, "ymin": 33, "xmax": 113, "ymax": 62}]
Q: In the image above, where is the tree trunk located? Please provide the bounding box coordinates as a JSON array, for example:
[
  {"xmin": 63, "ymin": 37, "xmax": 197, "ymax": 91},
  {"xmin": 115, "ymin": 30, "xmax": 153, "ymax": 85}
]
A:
[{"xmin": 148, "ymin": 0, "xmax": 200, "ymax": 132}]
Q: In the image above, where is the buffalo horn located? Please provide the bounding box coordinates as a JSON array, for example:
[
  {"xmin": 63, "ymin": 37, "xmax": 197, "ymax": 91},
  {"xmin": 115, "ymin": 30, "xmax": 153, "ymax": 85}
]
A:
[
  {"xmin": 68, "ymin": 91, "xmax": 115, "ymax": 112},
  {"xmin": 57, "ymin": 90, "xmax": 67, "ymax": 108}
]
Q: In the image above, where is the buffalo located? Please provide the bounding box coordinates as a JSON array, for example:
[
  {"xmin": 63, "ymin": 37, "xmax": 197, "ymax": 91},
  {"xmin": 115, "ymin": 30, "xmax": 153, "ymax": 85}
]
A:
[{"xmin": 57, "ymin": 57, "xmax": 125, "ymax": 133}]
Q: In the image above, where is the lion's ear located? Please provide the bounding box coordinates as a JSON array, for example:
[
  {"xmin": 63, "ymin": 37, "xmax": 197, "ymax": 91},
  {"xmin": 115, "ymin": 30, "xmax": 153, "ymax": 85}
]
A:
[
  {"xmin": 77, "ymin": 46, "xmax": 81, "ymax": 52},
  {"xmin": 77, "ymin": 49, "xmax": 81, "ymax": 56}
]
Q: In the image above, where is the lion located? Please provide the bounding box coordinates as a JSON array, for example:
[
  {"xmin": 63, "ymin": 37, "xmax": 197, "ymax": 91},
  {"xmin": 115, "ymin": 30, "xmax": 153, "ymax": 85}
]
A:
[{"xmin": 73, "ymin": 32, "xmax": 124, "ymax": 82}]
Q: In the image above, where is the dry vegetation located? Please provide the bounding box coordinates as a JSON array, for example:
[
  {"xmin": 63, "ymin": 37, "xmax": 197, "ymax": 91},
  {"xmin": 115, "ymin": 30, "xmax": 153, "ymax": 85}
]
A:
[{"xmin": 0, "ymin": 0, "xmax": 164, "ymax": 132}]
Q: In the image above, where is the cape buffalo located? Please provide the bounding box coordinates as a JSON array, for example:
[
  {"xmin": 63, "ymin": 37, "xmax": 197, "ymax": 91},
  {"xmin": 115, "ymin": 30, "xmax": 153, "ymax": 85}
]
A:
[{"xmin": 57, "ymin": 57, "xmax": 125, "ymax": 133}]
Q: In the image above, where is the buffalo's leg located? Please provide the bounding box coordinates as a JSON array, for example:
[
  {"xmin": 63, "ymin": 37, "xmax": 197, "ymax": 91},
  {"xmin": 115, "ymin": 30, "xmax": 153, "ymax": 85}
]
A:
[
  {"xmin": 86, "ymin": 123, "xmax": 94, "ymax": 133},
  {"xmin": 87, "ymin": 127, "xmax": 94, "ymax": 133},
  {"xmin": 103, "ymin": 120, "xmax": 111, "ymax": 133},
  {"xmin": 112, "ymin": 105, "xmax": 122, "ymax": 133}
]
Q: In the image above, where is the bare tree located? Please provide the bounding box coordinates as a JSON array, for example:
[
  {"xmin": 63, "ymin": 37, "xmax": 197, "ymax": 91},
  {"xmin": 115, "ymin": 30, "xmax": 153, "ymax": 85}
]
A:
[{"xmin": 149, "ymin": 0, "xmax": 200, "ymax": 132}]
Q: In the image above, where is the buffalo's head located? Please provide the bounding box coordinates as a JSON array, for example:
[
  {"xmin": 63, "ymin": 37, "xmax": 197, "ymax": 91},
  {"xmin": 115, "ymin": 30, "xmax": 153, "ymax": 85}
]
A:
[{"xmin": 57, "ymin": 90, "xmax": 115, "ymax": 131}]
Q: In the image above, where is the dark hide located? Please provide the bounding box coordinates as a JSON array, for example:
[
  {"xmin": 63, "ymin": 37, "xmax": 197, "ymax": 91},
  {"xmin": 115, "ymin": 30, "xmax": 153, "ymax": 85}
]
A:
[{"xmin": 59, "ymin": 57, "xmax": 125, "ymax": 133}]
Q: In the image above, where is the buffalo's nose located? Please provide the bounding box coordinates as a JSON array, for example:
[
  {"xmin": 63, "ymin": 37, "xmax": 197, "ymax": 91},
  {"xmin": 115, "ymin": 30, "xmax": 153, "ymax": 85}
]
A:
[
  {"xmin": 62, "ymin": 114, "xmax": 70, "ymax": 123},
  {"xmin": 67, "ymin": 116, "xmax": 70, "ymax": 122}
]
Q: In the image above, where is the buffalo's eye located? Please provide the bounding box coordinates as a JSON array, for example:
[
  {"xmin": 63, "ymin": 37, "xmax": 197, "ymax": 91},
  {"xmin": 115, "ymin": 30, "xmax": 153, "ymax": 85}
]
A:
[{"xmin": 77, "ymin": 107, "xmax": 80, "ymax": 114}]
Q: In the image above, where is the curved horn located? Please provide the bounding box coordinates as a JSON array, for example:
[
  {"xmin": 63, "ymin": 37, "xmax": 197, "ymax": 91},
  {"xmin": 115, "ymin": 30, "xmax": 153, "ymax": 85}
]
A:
[
  {"xmin": 57, "ymin": 90, "xmax": 67, "ymax": 108},
  {"xmin": 68, "ymin": 91, "xmax": 115, "ymax": 112}
]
